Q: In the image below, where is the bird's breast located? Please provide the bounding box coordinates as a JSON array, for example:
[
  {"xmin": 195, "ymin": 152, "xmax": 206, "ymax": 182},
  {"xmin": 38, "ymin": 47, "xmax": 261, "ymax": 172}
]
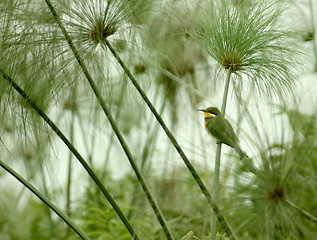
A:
[{"xmin": 204, "ymin": 117, "xmax": 215, "ymax": 129}]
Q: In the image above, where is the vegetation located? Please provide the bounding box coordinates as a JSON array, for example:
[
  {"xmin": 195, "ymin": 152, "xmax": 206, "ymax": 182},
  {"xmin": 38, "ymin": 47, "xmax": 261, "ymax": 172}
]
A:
[{"xmin": 1, "ymin": 0, "xmax": 317, "ymax": 239}]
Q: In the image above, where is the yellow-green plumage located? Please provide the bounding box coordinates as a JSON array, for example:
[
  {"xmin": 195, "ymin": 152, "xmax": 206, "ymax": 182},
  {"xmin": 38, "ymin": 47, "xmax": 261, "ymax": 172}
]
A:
[{"xmin": 200, "ymin": 107, "xmax": 247, "ymax": 159}]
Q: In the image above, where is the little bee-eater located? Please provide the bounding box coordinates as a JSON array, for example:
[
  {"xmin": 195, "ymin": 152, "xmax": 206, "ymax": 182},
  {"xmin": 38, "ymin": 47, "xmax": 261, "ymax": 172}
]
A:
[{"xmin": 199, "ymin": 106, "xmax": 247, "ymax": 159}]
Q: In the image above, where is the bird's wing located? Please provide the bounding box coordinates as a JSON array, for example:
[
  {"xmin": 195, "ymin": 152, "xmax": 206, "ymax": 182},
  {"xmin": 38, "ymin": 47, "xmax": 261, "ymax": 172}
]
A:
[
  {"xmin": 206, "ymin": 116, "xmax": 246, "ymax": 159},
  {"xmin": 207, "ymin": 116, "xmax": 238, "ymax": 148},
  {"xmin": 223, "ymin": 118, "xmax": 239, "ymax": 143}
]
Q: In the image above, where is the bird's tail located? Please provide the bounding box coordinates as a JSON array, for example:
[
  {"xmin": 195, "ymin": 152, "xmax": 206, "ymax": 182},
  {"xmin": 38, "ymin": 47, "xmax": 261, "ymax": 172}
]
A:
[{"xmin": 234, "ymin": 145, "xmax": 248, "ymax": 160}]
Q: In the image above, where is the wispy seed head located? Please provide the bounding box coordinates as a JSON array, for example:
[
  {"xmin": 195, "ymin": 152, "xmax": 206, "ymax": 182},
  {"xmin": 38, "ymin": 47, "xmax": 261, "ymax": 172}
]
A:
[
  {"xmin": 87, "ymin": 19, "xmax": 117, "ymax": 45},
  {"xmin": 220, "ymin": 52, "xmax": 243, "ymax": 72},
  {"xmin": 266, "ymin": 184, "xmax": 285, "ymax": 204}
]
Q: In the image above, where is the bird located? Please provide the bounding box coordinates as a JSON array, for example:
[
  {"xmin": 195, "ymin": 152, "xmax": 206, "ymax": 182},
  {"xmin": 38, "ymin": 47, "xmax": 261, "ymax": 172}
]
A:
[{"xmin": 199, "ymin": 106, "xmax": 248, "ymax": 159}]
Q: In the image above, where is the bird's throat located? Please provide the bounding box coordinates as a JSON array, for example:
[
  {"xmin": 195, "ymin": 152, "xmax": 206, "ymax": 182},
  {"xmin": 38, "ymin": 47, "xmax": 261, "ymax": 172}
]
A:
[
  {"xmin": 204, "ymin": 117, "xmax": 213, "ymax": 128},
  {"xmin": 203, "ymin": 112, "xmax": 215, "ymax": 128},
  {"xmin": 204, "ymin": 112, "xmax": 215, "ymax": 118}
]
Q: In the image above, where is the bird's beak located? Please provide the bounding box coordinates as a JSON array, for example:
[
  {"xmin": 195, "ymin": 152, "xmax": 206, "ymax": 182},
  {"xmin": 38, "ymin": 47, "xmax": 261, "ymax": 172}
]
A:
[{"xmin": 198, "ymin": 109, "xmax": 206, "ymax": 112}]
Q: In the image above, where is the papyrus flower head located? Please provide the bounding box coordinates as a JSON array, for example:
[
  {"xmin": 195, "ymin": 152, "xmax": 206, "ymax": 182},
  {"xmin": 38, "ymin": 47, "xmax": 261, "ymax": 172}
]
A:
[{"xmin": 196, "ymin": 0, "xmax": 298, "ymax": 97}]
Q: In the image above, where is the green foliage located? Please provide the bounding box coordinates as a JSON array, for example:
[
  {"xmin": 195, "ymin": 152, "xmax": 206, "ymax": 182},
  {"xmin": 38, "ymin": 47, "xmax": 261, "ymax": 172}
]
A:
[
  {"xmin": 0, "ymin": 190, "xmax": 61, "ymax": 240},
  {"xmin": 72, "ymin": 187, "xmax": 131, "ymax": 240}
]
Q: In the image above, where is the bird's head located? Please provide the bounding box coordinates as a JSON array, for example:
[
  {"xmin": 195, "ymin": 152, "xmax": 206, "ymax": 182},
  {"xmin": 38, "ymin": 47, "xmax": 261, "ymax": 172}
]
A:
[{"xmin": 198, "ymin": 107, "xmax": 221, "ymax": 119}]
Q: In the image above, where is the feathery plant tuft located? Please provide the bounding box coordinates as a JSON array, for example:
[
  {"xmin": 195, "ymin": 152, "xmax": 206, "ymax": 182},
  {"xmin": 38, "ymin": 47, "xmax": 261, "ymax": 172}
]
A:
[
  {"xmin": 0, "ymin": 1, "xmax": 75, "ymax": 113},
  {"xmin": 229, "ymin": 144, "xmax": 317, "ymax": 239},
  {"xmin": 58, "ymin": 0, "xmax": 144, "ymax": 54},
  {"xmin": 196, "ymin": 0, "xmax": 298, "ymax": 98},
  {"xmin": 225, "ymin": 107, "xmax": 317, "ymax": 239}
]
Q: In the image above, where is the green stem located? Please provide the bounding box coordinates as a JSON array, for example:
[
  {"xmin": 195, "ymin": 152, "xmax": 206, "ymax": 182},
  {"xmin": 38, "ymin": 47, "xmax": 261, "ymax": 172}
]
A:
[
  {"xmin": 127, "ymin": 90, "xmax": 165, "ymax": 220},
  {"xmin": 221, "ymin": 68, "xmax": 232, "ymax": 116},
  {"xmin": 0, "ymin": 68, "xmax": 141, "ymax": 240},
  {"xmin": 139, "ymin": 85, "xmax": 164, "ymax": 170},
  {"xmin": 309, "ymin": 0, "xmax": 317, "ymax": 71},
  {"xmin": 31, "ymin": 123, "xmax": 55, "ymax": 236},
  {"xmin": 87, "ymin": 104, "xmax": 99, "ymax": 164},
  {"xmin": 66, "ymin": 111, "xmax": 75, "ymax": 217},
  {"xmin": 39, "ymin": 149, "xmax": 55, "ymax": 237},
  {"xmin": 232, "ymin": 81, "xmax": 265, "ymax": 150},
  {"xmin": 286, "ymin": 200, "xmax": 317, "ymax": 223},
  {"xmin": 0, "ymin": 159, "xmax": 91, "ymax": 240},
  {"xmin": 234, "ymin": 76, "xmax": 247, "ymax": 185},
  {"xmin": 76, "ymin": 109, "xmax": 94, "ymax": 164},
  {"xmin": 103, "ymin": 76, "xmax": 128, "ymax": 171},
  {"xmin": 63, "ymin": 90, "xmax": 77, "ymax": 239},
  {"xmin": 105, "ymin": 39, "xmax": 235, "ymax": 239},
  {"xmin": 43, "ymin": 2, "xmax": 174, "ymax": 239},
  {"xmin": 210, "ymin": 68, "xmax": 232, "ymax": 240}
]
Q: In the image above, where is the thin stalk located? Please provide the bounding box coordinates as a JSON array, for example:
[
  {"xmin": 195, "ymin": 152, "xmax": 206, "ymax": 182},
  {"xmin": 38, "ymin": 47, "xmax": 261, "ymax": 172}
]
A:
[
  {"xmin": 66, "ymin": 108, "xmax": 76, "ymax": 217},
  {"xmin": 63, "ymin": 123, "xmax": 73, "ymax": 238},
  {"xmin": 309, "ymin": 0, "xmax": 317, "ymax": 71},
  {"xmin": 0, "ymin": 159, "xmax": 91, "ymax": 240},
  {"xmin": 286, "ymin": 200, "xmax": 317, "ymax": 223},
  {"xmin": 236, "ymin": 91, "xmax": 242, "ymax": 137},
  {"xmin": 103, "ymin": 76, "xmax": 128, "ymax": 171},
  {"xmin": 233, "ymin": 77, "xmax": 246, "ymax": 186},
  {"xmin": 74, "ymin": 85, "xmax": 99, "ymax": 166},
  {"xmin": 87, "ymin": 103, "xmax": 99, "ymax": 164},
  {"xmin": 127, "ymin": 90, "xmax": 165, "ymax": 220},
  {"xmin": 189, "ymin": 72, "xmax": 200, "ymax": 167},
  {"xmin": 198, "ymin": 119, "xmax": 209, "ymax": 184},
  {"xmin": 43, "ymin": 2, "xmax": 174, "ymax": 239},
  {"xmin": 31, "ymin": 123, "xmax": 56, "ymax": 237},
  {"xmin": 210, "ymin": 143, "xmax": 222, "ymax": 239},
  {"xmin": 105, "ymin": 40, "xmax": 235, "ymax": 239},
  {"xmin": 221, "ymin": 68, "xmax": 232, "ymax": 115},
  {"xmin": 76, "ymin": 109, "xmax": 95, "ymax": 163},
  {"xmin": 38, "ymin": 146, "xmax": 55, "ymax": 237},
  {"xmin": 232, "ymin": 81, "xmax": 265, "ymax": 150},
  {"xmin": 210, "ymin": 68, "xmax": 232, "ymax": 240},
  {"xmin": 0, "ymin": 68, "xmax": 141, "ymax": 240},
  {"xmin": 63, "ymin": 91, "xmax": 77, "ymax": 239},
  {"xmin": 139, "ymin": 84, "xmax": 164, "ymax": 170}
]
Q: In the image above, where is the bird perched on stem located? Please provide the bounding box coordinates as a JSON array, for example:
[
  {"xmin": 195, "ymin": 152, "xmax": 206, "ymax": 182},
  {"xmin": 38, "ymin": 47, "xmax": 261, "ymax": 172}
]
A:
[{"xmin": 199, "ymin": 106, "xmax": 248, "ymax": 159}]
